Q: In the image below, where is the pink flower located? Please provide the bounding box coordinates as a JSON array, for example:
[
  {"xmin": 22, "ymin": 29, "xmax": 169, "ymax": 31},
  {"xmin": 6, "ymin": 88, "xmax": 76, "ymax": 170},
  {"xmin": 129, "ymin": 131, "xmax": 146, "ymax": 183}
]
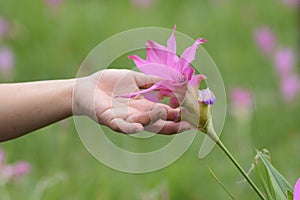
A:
[
  {"xmin": 254, "ymin": 26, "xmax": 276, "ymax": 54},
  {"xmin": 121, "ymin": 25, "xmax": 215, "ymax": 106},
  {"xmin": 0, "ymin": 149, "xmax": 4, "ymax": 164},
  {"xmin": 274, "ymin": 48, "xmax": 295, "ymax": 77},
  {"xmin": 282, "ymin": 0, "xmax": 300, "ymax": 6},
  {"xmin": 230, "ymin": 88, "xmax": 253, "ymax": 119},
  {"xmin": 294, "ymin": 179, "xmax": 300, "ymax": 200},
  {"xmin": 0, "ymin": 17, "xmax": 9, "ymax": 40},
  {"xmin": 0, "ymin": 47, "xmax": 15, "ymax": 75},
  {"xmin": 44, "ymin": 0, "xmax": 64, "ymax": 8},
  {"xmin": 131, "ymin": 0, "xmax": 154, "ymax": 8},
  {"xmin": 280, "ymin": 74, "xmax": 300, "ymax": 102},
  {"xmin": 11, "ymin": 161, "xmax": 31, "ymax": 179}
]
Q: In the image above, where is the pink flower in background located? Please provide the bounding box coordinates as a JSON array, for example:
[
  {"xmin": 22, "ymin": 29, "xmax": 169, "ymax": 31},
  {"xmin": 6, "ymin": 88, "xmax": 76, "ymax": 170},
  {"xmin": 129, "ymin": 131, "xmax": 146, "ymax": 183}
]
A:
[
  {"xmin": 0, "ymin": 17, "xmax": 9, "ymax": 39},
  {"xmin": 131, "ymin": 0, "xmax": 154, "ymax": 8},
  {"xmin": 0, "ymin": 148, "xmax": 32, "ymax": 182},
  {"xmin": 0, "ymin": 47, "xmax": 15, "ymax": 75},
  {"xmin": 280, "ymin": 74, "xmax": 300, "ymax": 102},
  {"xmin": 254, "ymin": 26, "xmax": 277, "ymax": 54},
  {"xmin": 44, "ymin": 0, "xmax": 64, "ymax": 8},
  {"xmin": 230, "ymin": 88, "xmax": 253, "ymax": 119},
  {"xmin": 274, "ymin": 48, "xmax": 295, "ymax": 77},
  {"xmin": 122, "ymin": 25, "xmax": 214, "ymax": 107},
  {"xmin": 11, "ymin": 161, "xmax": 31, "ymax": 180},
  {"xmin": 294, "ymin": 179, "xmax": 300, "ymax": 200},
  {"xmin": 282, "ymin": 0, "xmax": 300, "ymax": 6},
  {"xmin": 0, "ymin": 149, "xmax": 5, "ymax": 164}
]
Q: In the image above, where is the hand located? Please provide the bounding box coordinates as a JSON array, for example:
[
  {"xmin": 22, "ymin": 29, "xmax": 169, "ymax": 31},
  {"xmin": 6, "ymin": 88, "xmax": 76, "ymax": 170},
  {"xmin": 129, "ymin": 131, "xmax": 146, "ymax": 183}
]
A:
[{"xmin": 73, "ymin": 69, "xmax": 192, "ymax": 134}]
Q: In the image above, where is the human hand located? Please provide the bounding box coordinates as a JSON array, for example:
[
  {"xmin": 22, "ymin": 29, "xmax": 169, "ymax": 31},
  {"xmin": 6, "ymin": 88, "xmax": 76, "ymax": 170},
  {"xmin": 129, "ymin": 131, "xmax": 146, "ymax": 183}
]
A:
[{"xmin": 73, "ymin": 69, "xmax": 192, "ymax": 134}]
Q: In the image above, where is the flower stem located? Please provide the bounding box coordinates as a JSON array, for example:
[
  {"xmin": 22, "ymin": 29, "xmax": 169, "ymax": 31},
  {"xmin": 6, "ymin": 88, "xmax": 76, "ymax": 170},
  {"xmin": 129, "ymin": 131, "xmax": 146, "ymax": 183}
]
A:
[{"xmin": 206, "ymin": 127, "xmax": 266, "ymax": 200}]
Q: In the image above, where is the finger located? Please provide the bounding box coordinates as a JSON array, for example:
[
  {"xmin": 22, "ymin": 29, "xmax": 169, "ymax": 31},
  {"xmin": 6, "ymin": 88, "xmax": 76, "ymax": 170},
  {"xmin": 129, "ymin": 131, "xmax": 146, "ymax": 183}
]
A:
[
  {"xmin": 127, "ymin": 104, "xmax": 168, "ymax": 125},
  {"xmin": 130, "ymin": 99, "xmax": 179, "ymax": 121},
  {"xmin": 107, "ymin": 118, "xmax": 144, "ymax": 134},
  {"xmin": 132, "ymin": 72, "xmax": 162, "ymax": 88},
  {"xmin": 145, "ymin": 120, "xmax": 193, "ymax": 135}
]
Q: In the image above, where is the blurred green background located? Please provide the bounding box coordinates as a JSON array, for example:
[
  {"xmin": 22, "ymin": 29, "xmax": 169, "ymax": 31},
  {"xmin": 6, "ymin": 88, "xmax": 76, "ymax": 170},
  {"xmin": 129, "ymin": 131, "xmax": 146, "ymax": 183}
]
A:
[{"xmin": 0, "ymin": 0, "xmax": 299, "ymax": 199}]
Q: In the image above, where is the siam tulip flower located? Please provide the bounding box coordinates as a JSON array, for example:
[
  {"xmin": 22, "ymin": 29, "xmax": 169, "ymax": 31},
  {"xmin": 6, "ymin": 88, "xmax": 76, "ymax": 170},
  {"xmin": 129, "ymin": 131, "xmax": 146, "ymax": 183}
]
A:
[
  {"xmin": 121, "ymin": 25, "xmax": 215, "ymax": 129},
  {"xmin": 274, "ymin": 48, "xmax": 295, "ymax": 77},
  {"xmin": 230, "ymin": 88, "xmax": 253, "ymax": 120},
  {"xmin": 0, "ymin": 47, "xmax": 15, "ymax": 75},
  {"xmin": 254, "ymin": 26, "xmax": 277, "ymax": 54},
  {"xmin": 294, "ymin": 179, "xmax": 300, "ymax": 200},
  {"xmin": 280, "ymin": 74, "xmax": 300, "ymax": 103},
  {"xmin": 121, "ymin": 26, "xmax": 265, "ymax": 199}
]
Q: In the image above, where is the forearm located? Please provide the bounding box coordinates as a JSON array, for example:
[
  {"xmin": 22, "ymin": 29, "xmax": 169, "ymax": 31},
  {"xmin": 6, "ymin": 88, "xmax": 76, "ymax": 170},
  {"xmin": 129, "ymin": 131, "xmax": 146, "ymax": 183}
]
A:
[{"xmin": 0, "ymin": 79, "xmax": 74, "ymax": 141}]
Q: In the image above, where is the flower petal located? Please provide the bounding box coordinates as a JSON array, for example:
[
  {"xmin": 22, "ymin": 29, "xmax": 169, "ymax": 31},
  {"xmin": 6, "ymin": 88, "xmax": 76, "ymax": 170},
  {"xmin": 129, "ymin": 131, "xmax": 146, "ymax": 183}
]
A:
[
  {"xmin": 118, "ymin": 82, "xmax": 161, "ymax": 98},
  {"xmin": 136, "ymin": 63, "xmax": 183, "ymax": 81},
  {"xmin": 143, "ymin": 91, "xmax": 160, "ymax": 102},
  {"xmin": 169, "ymin": 96, "xmax": 180, "ymax": 108},
  {"xmin": 183, "ymin": 66, "xmax": 195, "ymax": 80},
  {"xmin": 128, "ymin": 55, "xmax": 150, "ymax": 67},
  {"xmin": 167, "ymin": 25, "xmax": 179, "ymax": 67},
  {"xmin": 146, "ymin": 40, "xmax": 168, "ymax": 64},
  {"xmin": 189, "ymin": 74, "xmax": 206, "ymax": 89},
  {"xmin": 176, "ymin": 38, "xmax": 206, "ymax": 74},
  {"xmin": 294, "ymin": 179, "xmax": 300, "ymax": 200}
]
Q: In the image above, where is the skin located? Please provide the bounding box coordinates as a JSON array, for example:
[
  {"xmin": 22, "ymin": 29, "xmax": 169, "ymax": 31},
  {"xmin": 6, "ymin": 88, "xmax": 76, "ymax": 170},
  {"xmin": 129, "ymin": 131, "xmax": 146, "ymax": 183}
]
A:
[{"xmin": 0, "ymin": 69, "xmax": 192, "ymax": 142}]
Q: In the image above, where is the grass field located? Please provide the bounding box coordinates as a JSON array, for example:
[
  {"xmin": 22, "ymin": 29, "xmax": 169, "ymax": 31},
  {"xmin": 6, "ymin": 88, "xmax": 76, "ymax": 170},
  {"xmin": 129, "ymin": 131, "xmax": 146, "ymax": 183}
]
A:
[{"xmin": 0, "ymin": 0, "xmax": 299, "ymax": 199}]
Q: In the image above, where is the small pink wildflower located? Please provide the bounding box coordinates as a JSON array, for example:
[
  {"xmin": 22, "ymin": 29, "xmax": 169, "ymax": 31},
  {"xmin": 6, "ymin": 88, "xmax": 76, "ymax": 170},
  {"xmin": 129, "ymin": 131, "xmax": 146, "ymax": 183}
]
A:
[
  {"xmin": 0, "ymin": 47, "xmax": 15, "ymax": 75},
  {"xmin": 274, "ymin": 48, "xmax": 295, "ymax": 77},
  {"xmin": 0, "ymin": 17, "xmax": 9, "ymax": 40},
  {"xmin": 44, "ymin": 0, "xmax": 64, "ymax": 8},
  {"xmin": 280, "ymin": 74, "xmax": 300, "ymax": 103},
  {"xmin": 254, "ymin": 26, "xmax": 276, "ymax": 54},
  {"xmin": 131, "ymin": 0, "xmax": 154, "ymax": 8},
  {"xmin": 230, "ymin": 88, "xmax": 253, "ymax": 119}
]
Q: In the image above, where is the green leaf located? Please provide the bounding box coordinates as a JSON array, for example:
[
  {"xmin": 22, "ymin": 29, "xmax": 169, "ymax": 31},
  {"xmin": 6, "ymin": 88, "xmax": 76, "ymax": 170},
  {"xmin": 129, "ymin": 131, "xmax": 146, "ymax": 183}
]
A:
[
  {"xmin": 287, "ymin": 189, "xmax": 293, "ymax": 200},
  {"xmin": 256, "ymin": 150, "xmax": 293, "ymax": 200},
  {"xmin": 254, "ymin": 161, "xmax": 275, "ymax": 200}
]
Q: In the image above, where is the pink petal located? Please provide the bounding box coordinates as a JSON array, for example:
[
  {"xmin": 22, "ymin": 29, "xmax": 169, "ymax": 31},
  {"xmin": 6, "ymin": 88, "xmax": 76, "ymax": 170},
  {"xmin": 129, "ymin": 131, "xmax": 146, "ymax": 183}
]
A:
[
  {"xmin": 143, "ymin": 91, "xmax": 160, "ymax": 102},
  {"xmin": 169, "ymin": 96, "xmax": 180, "ymax": 108},
  {"xmin": 188, "ymin": 74, "xmax": 206, "ymax": 88},
  {"xmin": 136, "ymin": 63, "xmax": 183, "ymax": 81},
  {"xmin": 166, "ymin": 25, "xmax": 179, "ymax": 67},
  {"xmin": 167, "ymin": 25, "xmax": 177, "ymax": 53},
  {"xmin": 176, "ymin": 38, "xmax": 206, "ymax": 74},
  {"xmin": 146, "ymin": 40, "xmax": 169, "ymax": 65},
  {"xmin": 183, "ymin": 67, "xmax": 195, "ymax": 80},
  {"xmin": 294, "ymin": 179, "xmax": 300, "ymax": 200},
  {"xmin": 128, "ymin": 55, "xmax": 150, "ymax": 67},
  {"xmin": 118, "ymin": 82, "xmax": 161, "ymax": 98}
]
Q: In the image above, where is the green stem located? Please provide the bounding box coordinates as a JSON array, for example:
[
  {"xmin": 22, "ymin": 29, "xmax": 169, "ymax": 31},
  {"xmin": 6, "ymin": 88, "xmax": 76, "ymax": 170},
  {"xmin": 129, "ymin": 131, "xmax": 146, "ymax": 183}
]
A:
[{"xmin": 206, "ymin": 128, "xmax": 266, "ymax": 200}]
